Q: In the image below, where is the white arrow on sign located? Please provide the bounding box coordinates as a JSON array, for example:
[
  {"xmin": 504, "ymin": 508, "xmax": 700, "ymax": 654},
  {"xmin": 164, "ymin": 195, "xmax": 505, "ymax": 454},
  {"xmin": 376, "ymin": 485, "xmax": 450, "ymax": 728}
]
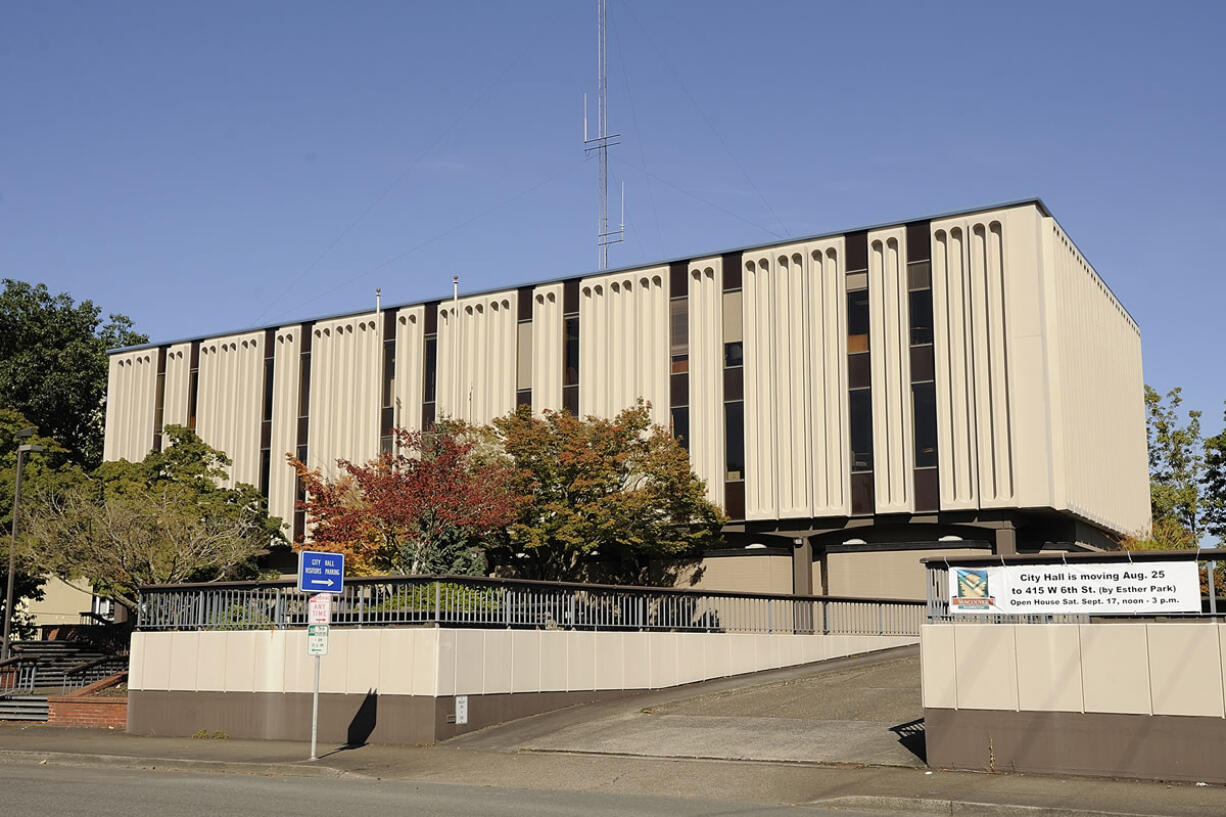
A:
[{"xmin": 307, "ymin": 578, "xmax": 336, "ymax": 587}]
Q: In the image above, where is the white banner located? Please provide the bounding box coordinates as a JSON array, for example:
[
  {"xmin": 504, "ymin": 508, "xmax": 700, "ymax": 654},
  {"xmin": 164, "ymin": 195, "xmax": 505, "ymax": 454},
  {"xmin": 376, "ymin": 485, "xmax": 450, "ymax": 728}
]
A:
[{"xmin": 949, "ymin": 561, "xmax": 1202, "ymax": 615}]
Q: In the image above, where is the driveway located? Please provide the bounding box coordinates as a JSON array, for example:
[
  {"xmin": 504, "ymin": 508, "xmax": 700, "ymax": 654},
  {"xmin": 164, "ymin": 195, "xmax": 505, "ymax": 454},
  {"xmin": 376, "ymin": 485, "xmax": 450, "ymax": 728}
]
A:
[{"xmin": 446, "ymin": 645, "xmax": 925, "ymax": 768}]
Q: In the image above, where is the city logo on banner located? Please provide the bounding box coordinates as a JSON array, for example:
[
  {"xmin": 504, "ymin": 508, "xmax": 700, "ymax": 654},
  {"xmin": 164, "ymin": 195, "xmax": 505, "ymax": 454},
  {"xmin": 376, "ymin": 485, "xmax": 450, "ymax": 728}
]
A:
[{"xmin": 952, "ymin": 568, "xmax": 994, "ymax": 610}]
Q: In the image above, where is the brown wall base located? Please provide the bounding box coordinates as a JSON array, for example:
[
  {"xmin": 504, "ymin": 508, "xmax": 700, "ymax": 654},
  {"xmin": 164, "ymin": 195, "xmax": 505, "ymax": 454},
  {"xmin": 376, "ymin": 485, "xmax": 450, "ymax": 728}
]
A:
[
  {"xmin": 128, "ymin": 689, "xmax": 627, "ymax": 746},
  {"xmin": 925, "ymin": 707, "xmax": 1226, "ymax": 784}
]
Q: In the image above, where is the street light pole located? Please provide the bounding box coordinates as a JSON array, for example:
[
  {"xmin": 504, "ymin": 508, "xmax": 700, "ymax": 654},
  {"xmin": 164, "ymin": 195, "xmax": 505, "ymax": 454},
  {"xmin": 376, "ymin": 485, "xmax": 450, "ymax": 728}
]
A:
[{"xmin": 3, "ymin": 429, "xmax": 44, "ymax": 661}]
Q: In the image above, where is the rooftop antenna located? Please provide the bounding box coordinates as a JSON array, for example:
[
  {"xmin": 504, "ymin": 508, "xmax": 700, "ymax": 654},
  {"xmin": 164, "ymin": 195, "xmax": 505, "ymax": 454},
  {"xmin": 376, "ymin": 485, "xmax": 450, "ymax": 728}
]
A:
[
  {"xmin": 375, "ymin": 287, "xmax": 382, "ymax": 313},
  {"xmin": 584, "ymin": 0, "xmax": 624, "ymax": 270}
]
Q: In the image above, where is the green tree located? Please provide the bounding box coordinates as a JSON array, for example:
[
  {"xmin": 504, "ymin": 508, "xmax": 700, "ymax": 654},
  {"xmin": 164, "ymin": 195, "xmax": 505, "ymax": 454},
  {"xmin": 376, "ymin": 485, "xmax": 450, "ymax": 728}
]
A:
[
  {"xmin": 0, "ymin": 408, "xmax": 78, "ymax": 639},
  {"xmin": 1203, "ymin": 404, "xmax": 1226, "ymax": 545},
  {"xmin": 492, "ymin": 403, "xmax": 725, "ymax": 584},
  {"xmin": 23, "ymin": 426, "xmax": 282, "ymax": 613},
  {"xmin": 0, "ymin": 279, "xmax": 146, "ymax": 470},
  {"xmin": 1144, "ymin": 385, "xmax": 1203, "ymax": 540}
]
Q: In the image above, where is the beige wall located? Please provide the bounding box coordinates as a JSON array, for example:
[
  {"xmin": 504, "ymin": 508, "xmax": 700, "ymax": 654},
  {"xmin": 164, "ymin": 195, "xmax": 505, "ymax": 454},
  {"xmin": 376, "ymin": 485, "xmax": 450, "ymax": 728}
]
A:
[
  {"xmin": 130, "ymin": 627, "xmax": 916, "ymax": 698},
  {"xmin": 195, "ymin": 331, "xmax": 265, "ymax": 487},
  {"xmin": 922, "ymin": 622, "xmax": 1226, "ymax": 717},
  {"xmin": 392, "ymin": 306, "xmax": 426, "ymax": 433},
  {"xmin": 930, "ymin": 209, "xmax": 1026, "ymax": 511},
  {"xmin": 437, "ymin": 291, "xmax": 518, "ymax": 425},
  {"xmin": 267, "ymin": 325, "xmax": 302, "ymax": 530},
  {"xmin": 868, "ymin": 227, "xmax": 915, "ymax": 512},
  {"xmin": 103, "ymin": 348, "xmax": 157, "ymax": 462},
  {"xmin": 306, "ymin": 313, "xmax": 382, "ymax": 476},
  {"xmin": 102, "ymin": 201, "xmax": 1148, "ymax": 540},
  {"xmin": 686, "ymin": 257, "xmax": 725, "ymax": 508},
  {"xmin": 21, "ymin": 577, "xmax": 96, "ymax": 627},
  {"xmin": 1043, "ymin": 219, "xmax": 1149, "ymax": 536},
  {"xmin": 742, "ymin": 238, "xmax": 849, "ymax": 521},
  {"xmin": 530, "ymin": 283, "xmax": 564, "ymax": 414},
  {"xmin": 826, "ymin": 548, "xmax": 991, "ymax": 601},
  {"xmin": 681, "ymin": 553, "xmax": 793, "ymax": 595},
  {"xmin": 579, "ymin": 267, "xmax": 670, "ymax": 426},
  {"xmin": 161, "ymin": 342, "xmax": 193, "ymax": 430}
]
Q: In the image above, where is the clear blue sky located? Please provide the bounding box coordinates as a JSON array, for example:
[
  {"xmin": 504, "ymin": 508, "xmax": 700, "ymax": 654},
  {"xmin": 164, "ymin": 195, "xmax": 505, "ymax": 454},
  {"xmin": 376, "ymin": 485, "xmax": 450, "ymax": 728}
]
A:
[{"xmin": 2, "ymin": 1, "xmax": 1222, "ymax": 432}]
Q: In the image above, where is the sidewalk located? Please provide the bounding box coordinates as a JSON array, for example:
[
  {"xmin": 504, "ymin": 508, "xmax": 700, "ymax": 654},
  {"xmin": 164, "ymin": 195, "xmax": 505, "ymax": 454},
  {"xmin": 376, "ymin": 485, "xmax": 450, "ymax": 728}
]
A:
[
  {"xmin": 0, "ymin": 722, "xmax": 1222, "ymax": 817},
  {"xmin": 2, "ymin": 646, "xmax": 1224, "ymax": 817}
]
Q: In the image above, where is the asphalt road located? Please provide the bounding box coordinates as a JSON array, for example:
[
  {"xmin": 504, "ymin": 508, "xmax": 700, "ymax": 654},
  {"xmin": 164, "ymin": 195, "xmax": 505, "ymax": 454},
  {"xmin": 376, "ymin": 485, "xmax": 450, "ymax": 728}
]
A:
[{"xmin": 0, "ymin": 762, "xmax": 883, "ymax": 817}]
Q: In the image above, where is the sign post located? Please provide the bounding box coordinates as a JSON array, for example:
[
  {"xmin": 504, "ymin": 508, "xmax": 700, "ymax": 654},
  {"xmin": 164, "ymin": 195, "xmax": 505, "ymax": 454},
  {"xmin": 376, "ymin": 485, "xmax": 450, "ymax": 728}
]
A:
[{"xmin": 298, "ymin": 551, "xmax": 344, "ymax": 762}]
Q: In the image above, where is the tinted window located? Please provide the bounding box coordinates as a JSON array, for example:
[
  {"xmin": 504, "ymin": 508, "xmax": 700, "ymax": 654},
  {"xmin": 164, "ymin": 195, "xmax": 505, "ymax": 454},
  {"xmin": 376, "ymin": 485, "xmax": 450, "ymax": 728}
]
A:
[
  {"xmin": 849, "ymin": 389, "xmax": 873, "ymax": 472},
  {"xmin": 909, "ymin": 290, "xmax": 933, "ymax": 346},
  {"xmin": 913, "ymin": 382, "xmax": 938, "ymax": 468},
  {"xmin": 848, "ymin": 290, "xmax": 870, "ymax": 353},
  {"xmin": 725, "ymin": 400, "xmax": 745, "ymax": 480}
]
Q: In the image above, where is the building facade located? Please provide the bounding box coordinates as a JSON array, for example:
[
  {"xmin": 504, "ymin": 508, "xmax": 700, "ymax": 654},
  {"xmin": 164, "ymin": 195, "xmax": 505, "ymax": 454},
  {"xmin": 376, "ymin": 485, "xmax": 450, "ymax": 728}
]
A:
[{"xmin": 103, "ymin": 200, "xmax": 1150, "ymax": 598}]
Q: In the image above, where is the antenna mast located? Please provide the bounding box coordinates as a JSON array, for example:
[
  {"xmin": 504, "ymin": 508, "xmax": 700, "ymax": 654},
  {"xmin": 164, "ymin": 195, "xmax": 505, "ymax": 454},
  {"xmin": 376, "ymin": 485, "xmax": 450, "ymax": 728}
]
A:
[{"xmin": 585, "ymin": 0, "xmax": 623, "ymax": 270}]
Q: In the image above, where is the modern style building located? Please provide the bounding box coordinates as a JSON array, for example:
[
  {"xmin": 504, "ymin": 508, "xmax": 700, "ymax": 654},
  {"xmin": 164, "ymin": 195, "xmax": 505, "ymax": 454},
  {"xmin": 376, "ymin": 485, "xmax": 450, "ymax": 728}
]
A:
[{"xmin": 103, "ymin": 199, "xmax": 1150, "ymax": 599}]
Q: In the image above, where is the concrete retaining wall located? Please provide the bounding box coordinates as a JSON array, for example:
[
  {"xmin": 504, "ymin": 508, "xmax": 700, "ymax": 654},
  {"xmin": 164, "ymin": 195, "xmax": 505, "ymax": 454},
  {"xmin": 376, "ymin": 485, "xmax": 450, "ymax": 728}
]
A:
[{"xmin": 129, "ymin": 627, "xmax": 916, "ymax": 744}]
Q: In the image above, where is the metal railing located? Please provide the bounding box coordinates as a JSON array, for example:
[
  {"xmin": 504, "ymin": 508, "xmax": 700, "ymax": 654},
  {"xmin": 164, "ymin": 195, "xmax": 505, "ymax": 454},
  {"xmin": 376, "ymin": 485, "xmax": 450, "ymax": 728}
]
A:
[
  {"xmin": 0, "ymin": 659, "xmax": 38, "ymax": 698},
  {"xmin": 137, "ymin": 574, "xmax": 925, "ymax": 637},
  {"xmin": 925, "ymin": 549, "xmax": 1226, "ymax": 624}
]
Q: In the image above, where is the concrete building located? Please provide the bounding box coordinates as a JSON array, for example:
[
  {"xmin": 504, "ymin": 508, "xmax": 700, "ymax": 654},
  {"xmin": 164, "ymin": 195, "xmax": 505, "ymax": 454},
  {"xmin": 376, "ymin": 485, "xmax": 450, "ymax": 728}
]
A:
[{"xmin": 102, "ymin": 199, "xmax": 1149, "ymax": 599}]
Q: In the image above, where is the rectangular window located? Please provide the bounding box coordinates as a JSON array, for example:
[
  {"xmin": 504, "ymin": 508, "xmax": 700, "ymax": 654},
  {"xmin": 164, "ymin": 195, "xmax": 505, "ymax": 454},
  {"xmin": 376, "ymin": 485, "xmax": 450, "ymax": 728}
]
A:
[
  {"xmin": 670, "ymin": 297, "xmax": 688, "ymax": 373},
  {"xmin": 516, "ymin": 388, "xmax": 532, "ymax": 408},
  {"xmin": 725, "ymin": 400, "xmax": 745, "ymax": 480},
  {"xmin": 516, "ymin": 321, "xmax": 533, "ymax": 389},
  {"xmin": 671, "ymin": 407, "xmax": 689, "ymax": 451},
  {"xmin": 851, "ymin": 473, "xmax": 875, "ymax": 516},
  {"xmin": 845, "ymin": 231, "xmax": 869, "ymax": 272},
  {"xmin": 913, "ymin": 382, "xmax": 938, "ymax": 468},
  {"xmin": 848, "ymin": 353, "xmax": 871, "ymax": 390},
  {"xmin": 847, "ymin": 289, "xmax": 870, "ymax": 353},
  {"xmin": 259, "ymin": 449, "xmax": 271, "ymax": 496},
  {"xmin": 562, "ymin": 385, "xmax": 579, "ymax": 416},
  {"xmin": 670, "ymin": 372, "xmax": 689, "ymax": 407},
  {"xmin": 907, "ymin": 260, "xmax": 931, "ymax": 291},
  {"xmin": 724, "ymin": 341, "xmax": 743, "ymax": 368},
  {"xmin": 722, "ymin": 253, "xmax": 742, "ymax": 291},
  {"xmin": 263, "ymin": 357, "xmax": 275, "ymax": 422},
  {"xmin": 914, "ymin": 468, "xmax": 939, "ymax": 512},
  {"xmin": 563, "ymin": 317, "xmax": 580, "ymax": 386},
  {"xmin": 909, "ymin": 346, "xmax": 934, "ymax": 382},
  {"xmin": 379, "ymin": 435, "xmax": 393, "ymax": 455},
  {"xmin": 723, "ymin": 366, "xmax": 744, "ymax": 401},
  {"xmin": 187, "ymin": 370, "xmax": 199, "ymax": 431},
  {"xmin": 908, "ymin": 290, "xmax": 934, "ymax": 346},
  {"xmin": 153, "ymin": 371, "xmax": 166, "ymax": 448},
  {"xmin": 849, "ymin": 389, "xmax": 873, "ymax": 473},
  {"xmin": 297, "ymin": 353, "xmax": 311, "ymax": 418},
  {"xmin": 381, "ymin": 340, "xmax": 395, "ymax": 408},
  {"xmin": 724, "ymin": 480, "xmax": 746, "ymax": 520},
  {"xmin": 423, "ymin": 337, "xmax": 438, "ymax": 403}
]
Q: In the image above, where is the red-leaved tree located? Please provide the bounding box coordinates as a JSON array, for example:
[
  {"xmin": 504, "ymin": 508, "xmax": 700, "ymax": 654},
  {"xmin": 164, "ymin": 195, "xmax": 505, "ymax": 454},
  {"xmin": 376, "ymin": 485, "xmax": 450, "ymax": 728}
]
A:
[{"xmin": 288, "ymin": 426, "xmax": 524, "ymax": 575}]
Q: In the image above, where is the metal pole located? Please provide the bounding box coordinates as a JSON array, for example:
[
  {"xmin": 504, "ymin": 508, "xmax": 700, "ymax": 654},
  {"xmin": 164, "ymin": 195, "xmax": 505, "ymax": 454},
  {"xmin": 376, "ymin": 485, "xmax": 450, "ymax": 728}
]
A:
[
  {"xmin": 2, "ymin": 446, "xmax": 27, "ymax": 662},
  {"xmin": 309, "ymin": 653, "xmax": 320, "ymax": 761}
]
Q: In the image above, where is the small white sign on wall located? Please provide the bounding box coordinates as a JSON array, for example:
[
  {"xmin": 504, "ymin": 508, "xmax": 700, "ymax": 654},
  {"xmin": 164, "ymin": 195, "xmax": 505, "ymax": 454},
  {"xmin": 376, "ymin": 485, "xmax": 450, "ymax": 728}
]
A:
[{"xmin": 455, "ymin": 695, "xmax": 468, "ymax": 726}]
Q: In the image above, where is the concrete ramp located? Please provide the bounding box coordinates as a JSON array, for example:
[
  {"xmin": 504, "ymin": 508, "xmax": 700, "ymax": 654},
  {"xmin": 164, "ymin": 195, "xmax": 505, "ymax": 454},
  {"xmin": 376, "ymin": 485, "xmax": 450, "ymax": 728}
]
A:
[{"xmin": 448, "ymin": 647, "xmax": 925, "ymax": 768}]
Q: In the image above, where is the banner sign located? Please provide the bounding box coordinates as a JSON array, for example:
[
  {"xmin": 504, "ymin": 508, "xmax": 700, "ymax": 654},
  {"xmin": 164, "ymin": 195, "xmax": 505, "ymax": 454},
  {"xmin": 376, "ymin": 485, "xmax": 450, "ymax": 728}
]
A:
[{"xmin": 949, "ymin": 561, "xmax": 1202, "ymax": 615}]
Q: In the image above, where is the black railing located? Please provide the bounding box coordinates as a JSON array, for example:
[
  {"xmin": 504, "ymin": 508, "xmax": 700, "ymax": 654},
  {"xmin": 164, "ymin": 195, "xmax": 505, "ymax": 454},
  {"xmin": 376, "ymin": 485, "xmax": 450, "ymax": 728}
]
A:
[{"xmin": 137, "ymin": 574, "xmax": 925, "ymax": 637}]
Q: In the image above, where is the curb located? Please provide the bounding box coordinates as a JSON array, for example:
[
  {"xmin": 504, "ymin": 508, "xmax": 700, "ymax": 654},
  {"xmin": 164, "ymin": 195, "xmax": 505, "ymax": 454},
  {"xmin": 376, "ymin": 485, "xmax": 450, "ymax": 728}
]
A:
[
  {"xmin": 813, "ymin": 795, "xmax": 1171, "ymax": 817},
  {"xmin": 0, "ymin": 748, "xmax": 365, "ymax": 780}
]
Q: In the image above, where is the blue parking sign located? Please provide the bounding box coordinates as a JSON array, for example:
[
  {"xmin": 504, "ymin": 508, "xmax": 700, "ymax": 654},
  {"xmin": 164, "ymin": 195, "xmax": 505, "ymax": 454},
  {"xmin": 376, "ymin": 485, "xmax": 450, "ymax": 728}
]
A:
[{"xmin": 297, "ymin": 550, "xmax": 345, "ymax": 594}]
